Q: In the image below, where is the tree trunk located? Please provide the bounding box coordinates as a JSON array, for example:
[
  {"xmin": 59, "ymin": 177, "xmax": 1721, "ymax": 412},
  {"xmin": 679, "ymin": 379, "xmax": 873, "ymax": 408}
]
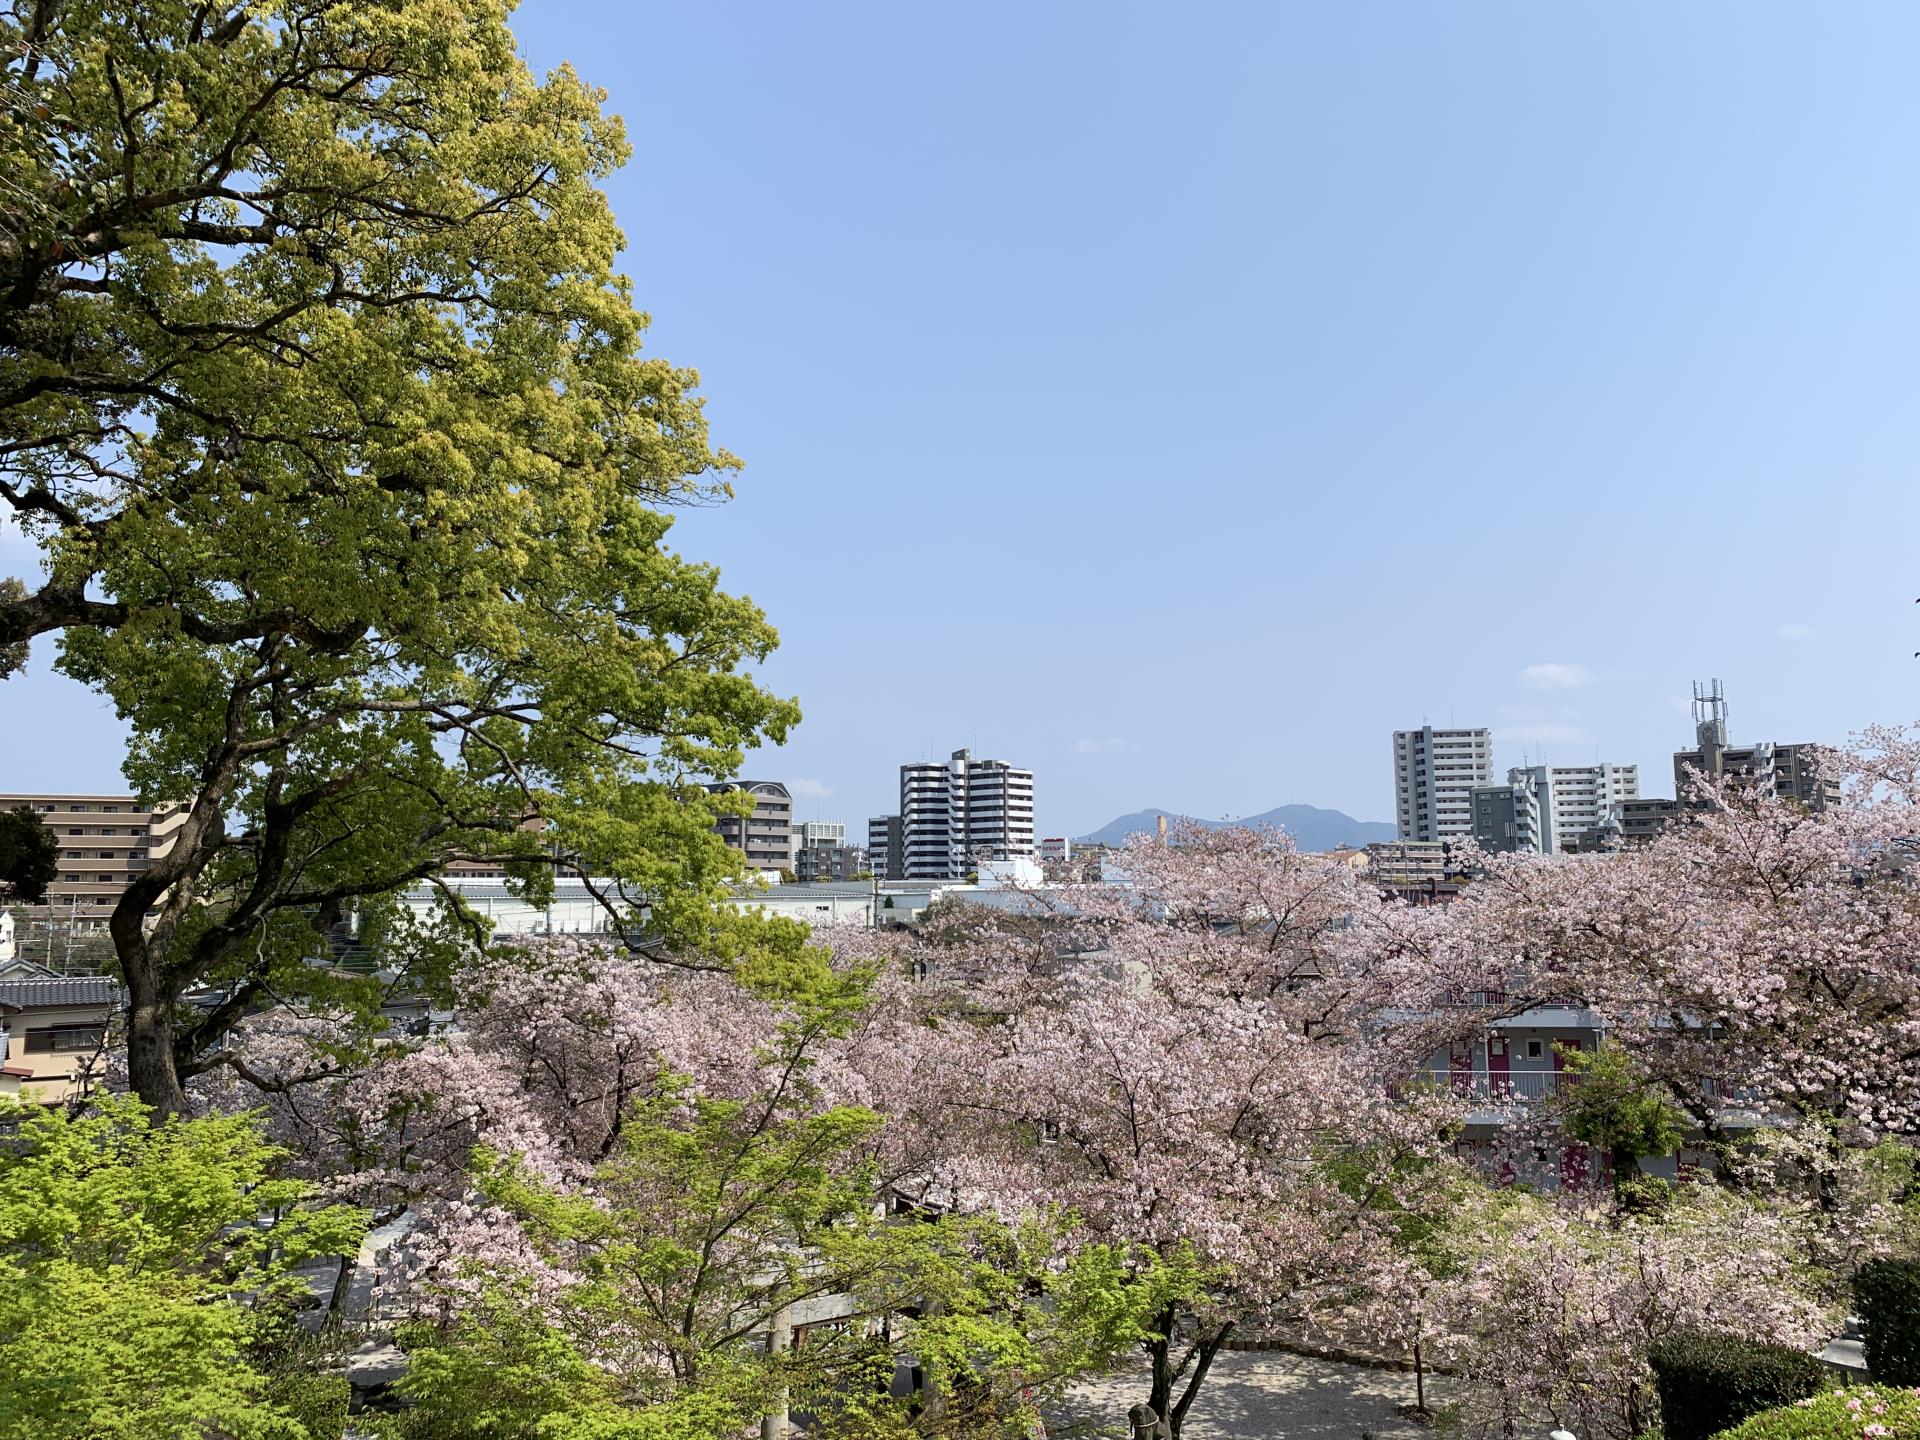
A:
[
  {"xmin": 761, "ymin": 1303, "xmax": 792, "ymax": 1440},
  {"xmin": 123, "ymin": 956, "xmax": 190, "ymax": 1117},
  {"xmin": 325, "ymin": 1253, "xmax": 357, "ymax": 1331},
  {"xmin": 1146, "ymin": 1306, "xmax": 1176, "ymax": 1422},
  {"xmin": 1168, "ymin": 1322, "xmax": 1231, "ymax": 1439}
]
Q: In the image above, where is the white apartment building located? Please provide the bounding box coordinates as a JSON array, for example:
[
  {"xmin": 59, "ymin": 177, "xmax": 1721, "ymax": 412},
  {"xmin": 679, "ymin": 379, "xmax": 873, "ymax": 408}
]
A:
[
  {"xmin": 1508, "ymin": 763, "xmax": 1639, "ymax": 853},
  {"xmin": 900, "ymin": 749, "xmax": 1035, "ymax": 880},
  {"xmin": 797, "ymin": 821, "xmax": 845, "ymax": 849},
  {"xmin": 1392, "ymin": 727, "xmax": 1493, "ymax": 842}
]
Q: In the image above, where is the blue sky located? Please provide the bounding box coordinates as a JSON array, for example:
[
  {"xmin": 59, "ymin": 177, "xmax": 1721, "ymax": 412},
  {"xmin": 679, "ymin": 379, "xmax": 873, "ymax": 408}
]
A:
[{"xmin": 7, "ymin": 2, "xmax": 1920, "ymax": 836}]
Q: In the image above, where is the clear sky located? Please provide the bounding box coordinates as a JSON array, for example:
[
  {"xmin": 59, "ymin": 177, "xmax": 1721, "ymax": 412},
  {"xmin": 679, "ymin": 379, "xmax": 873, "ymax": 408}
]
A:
[{"xmin": 6, "ymin": 2, "xmax": 1920, "ymax": 837}]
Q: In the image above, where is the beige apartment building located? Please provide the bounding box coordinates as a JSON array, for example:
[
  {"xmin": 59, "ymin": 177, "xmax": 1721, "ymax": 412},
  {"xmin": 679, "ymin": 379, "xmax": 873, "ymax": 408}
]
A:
[{"xmin": 0, "ymin": 793, "xmax": 185, "ymax": 928}]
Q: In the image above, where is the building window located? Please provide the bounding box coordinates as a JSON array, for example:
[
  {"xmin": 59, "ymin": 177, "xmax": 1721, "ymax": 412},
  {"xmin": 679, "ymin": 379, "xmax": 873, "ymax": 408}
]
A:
[
  {"xmin": 1525, "ymin": 1039, "xmax": 1544, "ymax": 1060},
  {"xmin": 24, "ymin": 1024, "xmax": 107, "ymax": 1054}
]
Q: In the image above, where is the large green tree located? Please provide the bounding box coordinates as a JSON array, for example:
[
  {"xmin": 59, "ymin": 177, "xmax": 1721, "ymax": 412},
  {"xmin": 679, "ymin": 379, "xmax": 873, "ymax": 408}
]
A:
[
  {"xmin": 0, "ymin": 804, "xmax": 56, "ymax": 904},
  {"xmin": 0, "ymin": 1, "xmax": 798, "ymax": 1113},
  {"xmin": 0, "ymin": 1095, "xmax": 365, "ymax": 1440}
]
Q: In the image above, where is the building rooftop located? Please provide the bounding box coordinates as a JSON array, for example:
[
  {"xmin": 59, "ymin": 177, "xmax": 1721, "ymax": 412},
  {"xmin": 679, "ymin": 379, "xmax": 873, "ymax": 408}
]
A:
[
  {"xmin": 739, "ymin": 884, "xmax": 873, "ymax": 901},
  {"xmin": 0, "ymin": 975, "xmax": 120, "ymax": 1008}
]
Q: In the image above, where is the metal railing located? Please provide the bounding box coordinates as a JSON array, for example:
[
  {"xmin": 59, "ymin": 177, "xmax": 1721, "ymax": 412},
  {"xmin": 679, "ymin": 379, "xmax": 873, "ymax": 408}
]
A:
[
  {"xmin": 1389, "ymin": 1068, "xmax": 1564, "ymax": 1103},
  {"xmin": 1442, "ymin": 989, "xmax": 1589, "ymax": 1009}
]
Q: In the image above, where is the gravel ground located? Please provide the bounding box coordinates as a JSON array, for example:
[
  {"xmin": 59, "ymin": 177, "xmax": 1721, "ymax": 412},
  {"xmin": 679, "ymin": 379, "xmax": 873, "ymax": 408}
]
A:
[{"xmin": 1050, "ymin": 1350, "xmax": 1450, "ymax": 1440}]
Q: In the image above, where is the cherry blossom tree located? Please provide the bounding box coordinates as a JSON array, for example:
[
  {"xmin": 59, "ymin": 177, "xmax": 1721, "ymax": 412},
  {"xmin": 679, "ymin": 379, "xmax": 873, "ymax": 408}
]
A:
[
  {"xmin": 199, "ymin": 936, "xmax": 1147, "ymax": 1433},
  {"xmin": 1430, "ymin": 1187, "xmax": 1834, "ymax": 1440},
  {"xmin": 826, "ymin": 826, "xmax": 1464, "ymax": 1439},
  {"xmin": 1451, "ymin": 734, "xmax": 1920, "ymax": 1167}
]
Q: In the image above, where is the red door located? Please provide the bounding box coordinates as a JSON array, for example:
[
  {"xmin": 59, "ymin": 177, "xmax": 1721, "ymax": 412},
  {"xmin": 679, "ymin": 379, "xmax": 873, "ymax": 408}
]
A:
[
  {"xmin": 1450, "ymin": 1042, "xmax": 1476, "ymax": 1098},
  {"xmin": 1552, "ymin": 1037, "xmax": 1581, "ymax": 1097},
  {"xmin": 1486, "ymin": 1036, "xmax": 1511, "ymax": 1098}
]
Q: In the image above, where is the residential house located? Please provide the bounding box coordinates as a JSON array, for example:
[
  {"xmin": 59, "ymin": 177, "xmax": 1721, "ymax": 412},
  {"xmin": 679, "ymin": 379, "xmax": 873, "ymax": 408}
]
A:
[{"xmin": 0, "ymin": 958, "xmax": 118, "ymax": 1103}]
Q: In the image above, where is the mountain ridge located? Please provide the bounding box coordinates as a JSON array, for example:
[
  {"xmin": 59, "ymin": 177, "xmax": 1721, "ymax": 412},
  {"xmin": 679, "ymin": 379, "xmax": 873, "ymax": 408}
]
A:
[{"xmin": 1074, "ymin": 804, "xmax": 1396, "ymax": 852}]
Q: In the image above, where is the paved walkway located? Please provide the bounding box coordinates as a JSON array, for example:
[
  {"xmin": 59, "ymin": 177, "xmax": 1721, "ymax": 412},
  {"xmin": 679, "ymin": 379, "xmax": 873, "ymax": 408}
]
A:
[{"xmin": 1054, "ymin": 1350, "xmax": 1449, "ymax": 1440}]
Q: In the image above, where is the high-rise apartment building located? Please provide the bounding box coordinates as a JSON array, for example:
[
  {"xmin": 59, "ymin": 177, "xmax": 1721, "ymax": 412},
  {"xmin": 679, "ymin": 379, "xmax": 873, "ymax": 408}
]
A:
[
  {"xmin": 1392, "ymin": 727, "xmax": 1493, "ymax": 842},
  {"xmin": 1671, "ymin": 680, "xmax": 1837, "ymax": 808},
  {"xmin": 897, "ymin": 749, "xmax": 1035, "ymax": 881},
  {"xmin": 1470, "ymin": 777, "xmax": 1545, "ymax": 855},
  {"xmin": 866, "ymin": 815, "xmax": 904, "ymax": 881},
  {"xmin": 0, "ymin": 794, "xmax": 185, "ymax": 925},
  {"xmin": 1509, "ymin": 763, "xmax": 1639, "ymax": 854},
  {"xmin": 703, "ymin": 781, "xmax": 793, "ymax": 873},
  {"xmin": 1622, "ymin": 682, "xmax": 1839, "ymax": 843}
]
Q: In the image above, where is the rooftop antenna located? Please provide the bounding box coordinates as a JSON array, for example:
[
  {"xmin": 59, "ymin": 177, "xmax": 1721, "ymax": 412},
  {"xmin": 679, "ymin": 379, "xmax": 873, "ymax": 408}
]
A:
[{"xmin": 1691, "ymin": 678, "xmax": 1728, "ymax": 749}]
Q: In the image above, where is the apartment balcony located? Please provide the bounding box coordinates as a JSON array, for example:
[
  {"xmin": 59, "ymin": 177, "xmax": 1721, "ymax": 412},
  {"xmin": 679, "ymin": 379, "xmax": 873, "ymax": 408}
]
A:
[
  {"xmin": 1437, "ymin": 990, "xmax": 1601, "ymax": 1029},
  {"xmin": 1389, "ymin": 1066, "xmax": 1766, "ymax": 1131},
  {"xmin": 1389, "ymin": 1067, "xmax": 1563, "ymax": 1104}
]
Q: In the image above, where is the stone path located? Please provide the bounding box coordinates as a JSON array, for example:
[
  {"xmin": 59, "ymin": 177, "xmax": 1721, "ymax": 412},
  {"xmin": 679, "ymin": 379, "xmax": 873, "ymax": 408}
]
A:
[{"xmin": 1052, "ymin": 1350, "xmax": 1449, "ymax": 1440}]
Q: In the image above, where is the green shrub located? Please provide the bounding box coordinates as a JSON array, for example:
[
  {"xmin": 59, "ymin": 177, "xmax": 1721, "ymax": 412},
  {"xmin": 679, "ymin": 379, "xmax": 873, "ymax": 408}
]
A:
[
  {"xmin": 1647, "ymin": 1330, "xmax": 1830, "ymax": 1440},
  {"xmin": 266, "ymin": 1372, "xmax": 350, "ymax": 1440},
  {"xmin": 1854, "ymin": 1259, "xmax": 1920, "ymax": 1385},
  {"xmin": 1712, "ymin": 1385, "xmax": 1920, "ymax": 1440}
]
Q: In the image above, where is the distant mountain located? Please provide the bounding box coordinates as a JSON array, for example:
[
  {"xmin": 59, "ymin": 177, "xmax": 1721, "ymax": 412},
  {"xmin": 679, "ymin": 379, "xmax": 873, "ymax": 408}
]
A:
[{"xmin": 1074, "ymin": 805, "xmax": 1396, "ymax": 853}]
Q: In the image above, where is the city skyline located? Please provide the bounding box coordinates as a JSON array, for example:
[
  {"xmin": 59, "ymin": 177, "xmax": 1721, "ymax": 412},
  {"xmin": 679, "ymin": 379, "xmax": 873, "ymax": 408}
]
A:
[
  {"xmin": 0, "ymin": 625, "xmax": 1895, "ymax": 839},
  {"xmin": 7, "ymin": 3, "xmax": 1920, "ymax": 837}
]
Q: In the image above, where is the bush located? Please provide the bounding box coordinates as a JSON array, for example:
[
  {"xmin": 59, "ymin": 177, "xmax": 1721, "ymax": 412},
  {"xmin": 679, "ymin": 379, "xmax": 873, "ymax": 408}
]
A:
[
  {"xmin": 1854, "ymin": 1259, "xmax": 1920, "ymax": 1385},
  {"xmin": 1647, "ymin": 1330, "xmax": 1830, "ymax": 1440},
  {"xmin": 1713, "ymin": 1385, "xmax": 1920, "ymax": 1440},
  {"xmin": 266, "ymin": 1372, "xmax": 351, "ymax": 1440}
]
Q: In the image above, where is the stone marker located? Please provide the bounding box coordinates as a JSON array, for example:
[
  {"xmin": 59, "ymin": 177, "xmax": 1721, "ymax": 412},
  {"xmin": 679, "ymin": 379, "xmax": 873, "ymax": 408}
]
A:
[{"xmin": 1129, "ymin": 1402, "xmax": 1172, "ymax": 1439}]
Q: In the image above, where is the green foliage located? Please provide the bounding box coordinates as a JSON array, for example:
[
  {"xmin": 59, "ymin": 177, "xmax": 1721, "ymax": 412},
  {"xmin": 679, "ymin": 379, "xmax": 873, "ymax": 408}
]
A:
[
  {"xmin": 0, "ymin": 580, "xmax": 23, "ymax": 679},
  {"xmin": 1712, "ymin": 1386, "xmax": 1920, "ymax": 1440},
  {"xmin": 1646, "ymin": 1330, "xmax": 1830, "ymax": 1440},
  {"xmin": 0, "ymin": 0, "xmax": 801, "ymax": 1111},
  {"xmin": 0, "ymin": 806, "xmax": 56, "ymax": 904},
  {"xmin": 392, "ymin": 1058, "xmax": 1146, "ymax": 1439},
  {"xmin": 1556, "ymin": 1043, "xmax": 1688, "ymax": 1178},
  {"xmin": 1616, "ymin": 1173, "xmax": 1678, "ymax": 1221},
  {"xmin": 263, "ymin": 1373, "xmax": 350, "ymax": 1440},
  {"xmin": 1853, "ymin": 1259, "xmax": 1920, "ymax": 1385},
  {"xmin": 384, "ymin": 1291, "xmax": 717, "ymax": 1440},
  {"xmin": 0, "ymin": 1096, "xmax": 366, "ymax": 1440}
]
